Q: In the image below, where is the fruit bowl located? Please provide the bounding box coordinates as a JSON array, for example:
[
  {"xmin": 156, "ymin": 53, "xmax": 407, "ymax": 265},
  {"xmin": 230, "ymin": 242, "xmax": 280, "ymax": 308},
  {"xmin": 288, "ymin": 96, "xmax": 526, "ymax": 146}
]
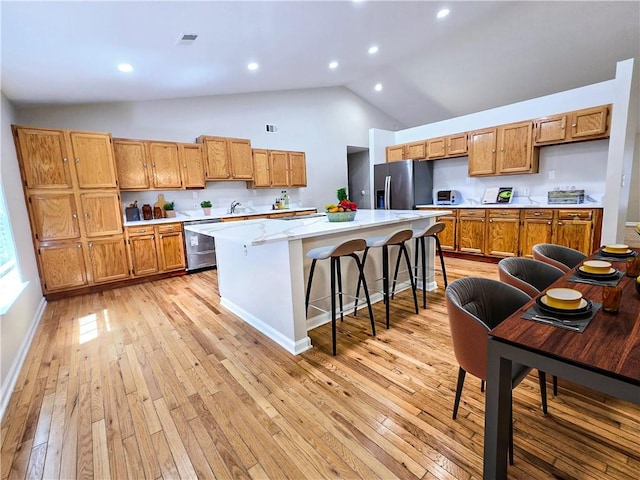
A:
[
  {"xmin": 326, "ymin": 211, "xmax": 356, "ymax": 222},
  {"xmin": 636, "ymin": 278, "xmax": 640, "ymax": 296}
]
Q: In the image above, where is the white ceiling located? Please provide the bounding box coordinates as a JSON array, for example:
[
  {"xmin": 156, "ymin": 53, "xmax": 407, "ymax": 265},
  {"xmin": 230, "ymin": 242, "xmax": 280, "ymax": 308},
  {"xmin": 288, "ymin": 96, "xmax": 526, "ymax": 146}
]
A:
[{"xmin": 2, "ymin": 1, "xmax": 639, "ymax": 129}]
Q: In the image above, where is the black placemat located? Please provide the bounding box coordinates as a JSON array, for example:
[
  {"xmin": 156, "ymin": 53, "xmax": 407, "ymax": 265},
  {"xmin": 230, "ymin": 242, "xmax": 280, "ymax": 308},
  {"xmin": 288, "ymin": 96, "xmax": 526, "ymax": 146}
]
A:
[
  {"xmin": 567, "ymin": 270, "xmax": 624, "ymax": 287},
  {"xmin": 592, "ymin": 250, "xmax": 637, "ymax": 261},
  {"xmin": 521, "ymin": 302, "xmax": 602, "ymax": 332}
]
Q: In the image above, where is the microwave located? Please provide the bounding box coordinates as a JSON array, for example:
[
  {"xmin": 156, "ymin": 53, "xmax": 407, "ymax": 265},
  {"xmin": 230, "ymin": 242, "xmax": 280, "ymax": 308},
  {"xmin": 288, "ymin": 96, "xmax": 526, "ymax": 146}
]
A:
[{"xmin": 436, "ymin": 190, "xmax": 461, "ymax": 205}]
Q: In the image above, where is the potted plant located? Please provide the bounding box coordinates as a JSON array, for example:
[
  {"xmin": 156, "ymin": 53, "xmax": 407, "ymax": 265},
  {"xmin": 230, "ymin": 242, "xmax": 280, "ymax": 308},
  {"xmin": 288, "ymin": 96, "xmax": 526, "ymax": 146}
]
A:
[
  {"xmin": 200, "ymin": 200, "xmax": 212, "ymax": 215},
  {"xmin": 163, "ymin": 201, "xmax": 176, "ymax": 218}
]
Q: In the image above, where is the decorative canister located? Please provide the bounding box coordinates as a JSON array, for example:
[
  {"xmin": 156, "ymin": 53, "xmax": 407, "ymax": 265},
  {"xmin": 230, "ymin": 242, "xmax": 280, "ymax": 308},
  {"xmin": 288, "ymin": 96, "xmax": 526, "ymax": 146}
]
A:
[{"xmin": 141, "ymin": 204, "xmax": 153, "ymax": 220}]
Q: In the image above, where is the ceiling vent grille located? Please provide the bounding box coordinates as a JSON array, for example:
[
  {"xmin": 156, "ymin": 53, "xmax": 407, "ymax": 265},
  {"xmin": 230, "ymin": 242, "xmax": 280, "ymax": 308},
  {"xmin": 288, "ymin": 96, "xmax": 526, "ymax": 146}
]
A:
[
  {"xmin": 265, "ymin": 124, "xmax": 278, "ymax": 134},
  {"xmin": 176, "ymin": 34, "xmax": 198, "ymax": 45}
]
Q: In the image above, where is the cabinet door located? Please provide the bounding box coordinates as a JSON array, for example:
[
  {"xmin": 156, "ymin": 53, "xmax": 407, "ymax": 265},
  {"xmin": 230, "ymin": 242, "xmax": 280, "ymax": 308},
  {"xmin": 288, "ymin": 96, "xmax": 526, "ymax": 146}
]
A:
[
  {"xmin": 426, "ymin": 138, "xmax": 446, "ymax": 159},
  {"xmin": 201, "ymin": 137, "xmax": 231, "ymax": 179},
  {"xmin": 113, "ymin": 139, "xmax": 150, "ymax": 190},
  {"xmin": 554, "ymin": 210, "xmax": 593, "ymax": 254},
  {"xmin": 468, "ymin": 129, "xmax": 496, "ymax": 176},
  {"xmin": 496, "ymin": 121, "xmax": 534, "ymax": 174},
  {"xmin": 520, "ymin": 216, "xmax": 554, "ymax": 258},
  {"xmin": 386, "ymin": 145, "xmax": 405, "ymax": 162},
  {"xmin": 534, "ymin": 115, "xmax": 568, "ymax": 145},
  {"xmin": 270, "ymin": 151, "xmax": 289, "ymax": 186},
  {"xmin": 129, "ymin": 235, "xmax": 159, "ymax": 276},
  {"xmin": 69, "ymin": 131, "xmax": 118, "ymax": 188},
  {"xmin": 486, "ymin": 211, "xmax": 520, "ymax": 257},
  {"xmin": 289, "ymin": 152, "xmax": 307, "ymax": 187},
  {"xmin": 446, "ymin": 134, "xmax": 468, "ymax": 156},
  {"xmin": 29, "ymin": 193, "xmax": 80, "ymax": 241},
  {"xmin": 437, "ymin": 215, "xmax": 457, "ymax": 251},
  {"xmin": 457, "ymin": 210, "xmax": 486, "ymax": 254},
  {"xmin": 79, "ymin": 192, "xmax": 123, "ymax": 237},
  {"xmin": 14, "ymin": 127, "xmax": 73, "ymax": 189},
  {"xmin": 157, "ymin": 230, "xmax": 185, "ymax": 271},
  {"xmin": 228, "ymin": 138, "xmax": 253, "ymax": 179},
  {"xmin": 405, "ymin": 141, "xmax": 427, "ymax": 160},
  {"xmin": 570, "ymin": 106, "xmax": 609, "ymax": 139},
  {"xmin": 180, "ymin": 144, "xmax": 205, "ymax": 188},
  {"xmin": 87, "ymin": 237, "xmax": 129, "ymax": 283},
  {"xmin": 38, "ymin": 241, "xmax": 88, "ymax": 292},
  {"xmin": 148, "ymin": 142, "xmax": 182, "ymax": 189},
  {"xmin": 251, "ymin": 149, "xmax": 271, "ymax": 187}
]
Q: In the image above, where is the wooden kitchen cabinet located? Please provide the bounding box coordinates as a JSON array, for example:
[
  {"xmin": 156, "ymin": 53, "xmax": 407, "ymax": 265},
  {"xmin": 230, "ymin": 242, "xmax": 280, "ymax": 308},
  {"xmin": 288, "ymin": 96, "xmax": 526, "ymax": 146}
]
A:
[
  {"xmin": 457, "ymin": 209, "xmax": 486, "ymax": 255},
  {"xmin": 520, "ymin": 209, "xmax": 554, "ymax": 257},
  {"xmin": 468, "ymin": 129, "xmax": 496, "ymax": 176},
  {"xmin": 78, "ymin": 192, "xmax": 123, "ymax": 237},
  {"xmin": 486, "ymin": 209, "xmax": 520, "ymax": 257},
  {"xmin": 179, "ymin": 143, "xmax": 206, "ymax": 188},
  {"xmin": 69, "ymin": 131, "xmax": 118, "ymax": 189},
  {"xmin": 13, "ymin": 127, "xmax": 73, "ymax": 189},
  {"xmin": 427, "ymin": 133, "xmax": 468, "ymax": 160},
  {"xmin": 148, "ymin": 141, "xmax": 183, "ymax": 189},
  {"xmin": 197, "ymin": 135, "xmax": 253, "ymax": 180},
  {"xmin": 469, "ymin": 122, "xmax": 538, "ymax": 176},
  {"xmin": 126, "ymin": 223, "xmax": 185, "ymax": 277},
  {"xmin": 87, "ymin": 236, "xmax": 129, "ymax": 283},
  {"xmin": 534, "ymin": 105, "xmax": 610, "ymax": 145},
  {"xmin": 249, "ymin": 149, "xmax": 307, "ymax": 188},
  {"xmin": 386, "ymin": 145, "xmax": 406, "ymax": 162},
  {"xmin": 38, "ymin": 241, "xmax": 88, "ymax": 292},
  {"xmin": 113, "ymin": 139, "xmax": 151, "ymax": 189},
  {"xmin": 554, "ymin": 209, "xmax": 594, "ymax": 255},
  {"xmin": 426, "ymin": 138, "xmax": 446, "ymax": 159},
  {"xmin": 437, "ymin": 213, "xmax": 457, "ymax": 251},
  {"xmin": 28, "ymin": 192, "xmax": 80, "ymax": 241},
  {"xmin": 250, "ymin": 149, "xmax": 271, "ymax": 187},
  {"xmin": 270, "ymin": 150, "xmax": 289, "ymax": 186},
  {"xmin": 289, "ymin": 151, "xmax": 307, "ymax": 186},
  {"xmin": 405, "ymin": 141, "xmax": 427, "ymax": 159}
]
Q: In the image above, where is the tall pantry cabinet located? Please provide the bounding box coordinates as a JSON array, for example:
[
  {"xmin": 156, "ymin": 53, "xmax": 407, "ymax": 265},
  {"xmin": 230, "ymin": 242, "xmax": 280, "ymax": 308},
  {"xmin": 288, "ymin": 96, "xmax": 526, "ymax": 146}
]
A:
[{"xmin": 12, "ymin": 126, "xmax": 129, "ymax": 294}]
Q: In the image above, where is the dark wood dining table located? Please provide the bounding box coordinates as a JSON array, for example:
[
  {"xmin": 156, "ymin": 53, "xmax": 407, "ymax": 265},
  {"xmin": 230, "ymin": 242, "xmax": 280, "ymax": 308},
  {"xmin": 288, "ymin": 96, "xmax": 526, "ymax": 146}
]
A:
[{"xmin": 483, "ymin": 248, "xmax": 640, "ymax": 479}]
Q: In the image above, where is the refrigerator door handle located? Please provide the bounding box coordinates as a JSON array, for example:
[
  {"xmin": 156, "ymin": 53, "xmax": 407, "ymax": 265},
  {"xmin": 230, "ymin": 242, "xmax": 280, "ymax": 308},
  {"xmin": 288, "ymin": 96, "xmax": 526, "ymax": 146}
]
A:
[{"xmin": 385, "ymin": 175, "xmax": 391, "ymax": 210}]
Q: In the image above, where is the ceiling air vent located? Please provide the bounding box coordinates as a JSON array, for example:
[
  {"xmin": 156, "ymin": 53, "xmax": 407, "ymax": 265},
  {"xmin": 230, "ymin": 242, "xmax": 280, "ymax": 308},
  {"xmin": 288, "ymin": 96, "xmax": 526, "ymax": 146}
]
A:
[
  {"xmin": 265, "ymin": 124, "xmax": 278, "ymax": 134},
  {"xmin": 176, "ymin": 34, "xmax": 198, "ymax": 45}
]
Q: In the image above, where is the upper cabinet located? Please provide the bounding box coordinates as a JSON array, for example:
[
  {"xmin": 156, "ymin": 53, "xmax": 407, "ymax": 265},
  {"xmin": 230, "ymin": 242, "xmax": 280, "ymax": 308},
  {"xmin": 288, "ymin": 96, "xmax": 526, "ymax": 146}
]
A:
[
  {"xmin": 114, "ymin": 138, "xmax": 205, "ymax": 190},
  {"xmin": 386, "ymin": 141, "xmax": 427, "ymax": 162},
  {"xmin": 387, "ymin": 134, "xmax": 467, "ymax": 162},
  {"xmin": 196, "ymin": 135, "xmax": 253, "ymax": 180},
  {"xmin": 467, "ymin": 128, "xmax": 497, "ymax": 176},
  {"xmin": 248, "ymin": 149, "xmax": 307, "ymax": 188},
  {"xmin": 13, "ymin": 127, "xmax": 116, "ymax": 189},
  {"xmin": 534, "ymin": 105, "xmax": 610, "ymax": 146}
]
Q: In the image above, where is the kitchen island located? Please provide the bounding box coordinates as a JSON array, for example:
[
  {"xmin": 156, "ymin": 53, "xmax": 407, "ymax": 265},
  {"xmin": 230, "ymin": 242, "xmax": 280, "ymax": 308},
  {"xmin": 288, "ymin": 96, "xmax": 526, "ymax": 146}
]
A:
[{"xmin": 185, "ymin": 209, "xmax": 450, "ymax": 354}]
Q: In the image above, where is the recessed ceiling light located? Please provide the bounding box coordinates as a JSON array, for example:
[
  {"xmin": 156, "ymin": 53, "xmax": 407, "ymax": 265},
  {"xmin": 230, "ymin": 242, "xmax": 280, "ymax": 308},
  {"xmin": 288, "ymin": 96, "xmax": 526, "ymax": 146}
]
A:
[
  {"xmin": 329, "ymin": 61, "xmax": 339, "ymax": 69},
  {"xmin": 117, "ymin": 63, "xmax": 133, "ymax": 73},
  {"xmin": 368, "ymin": 45, "xmax": 379, "ymax": 55},
  {"xmin": 374, "ymin": 83, "xmax": 382, "ymax": 92},
  {"xmin": 437, "ymin": 8, "xmax": 450, "ymax": 19},
  {"xmin": 248, "ymin": 62, "xmax": 259, "ymax": 71}
]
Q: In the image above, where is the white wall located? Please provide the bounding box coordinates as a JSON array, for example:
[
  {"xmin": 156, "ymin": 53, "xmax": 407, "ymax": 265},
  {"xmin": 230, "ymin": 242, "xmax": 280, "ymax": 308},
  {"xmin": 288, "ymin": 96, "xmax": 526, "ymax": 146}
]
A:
[
  {"xmin": 17, "ymin": 87, "xmax": 400, "ymax": 213},
  {"xmin": 0, "ymin": 93, "xmax": 46, "ymax": 419}
]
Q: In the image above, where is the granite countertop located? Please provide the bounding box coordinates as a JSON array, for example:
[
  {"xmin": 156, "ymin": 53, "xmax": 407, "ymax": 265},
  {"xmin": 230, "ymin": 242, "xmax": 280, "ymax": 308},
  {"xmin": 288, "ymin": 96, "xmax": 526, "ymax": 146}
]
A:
[
  {"xmin": 184, "ymin": 209, "xmax": 451, "ymax": 246},
  {"xmin": 123, "ymin": 206, "xmax": 317, "ymax": 227}
]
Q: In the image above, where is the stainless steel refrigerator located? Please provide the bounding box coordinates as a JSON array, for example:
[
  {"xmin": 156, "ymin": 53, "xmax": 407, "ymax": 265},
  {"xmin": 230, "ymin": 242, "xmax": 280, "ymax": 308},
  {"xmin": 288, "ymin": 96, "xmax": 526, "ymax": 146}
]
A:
[{"xmin": 374, "ymin": 160, "xmax": 434, "ymax": 210}]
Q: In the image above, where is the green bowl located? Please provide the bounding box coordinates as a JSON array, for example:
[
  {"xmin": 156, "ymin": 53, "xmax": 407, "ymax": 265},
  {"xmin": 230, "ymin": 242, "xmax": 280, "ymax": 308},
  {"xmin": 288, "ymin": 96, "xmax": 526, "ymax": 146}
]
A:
[{"xmin": 326, "ymin": 211, "xmax": 356, "ymax": 222}]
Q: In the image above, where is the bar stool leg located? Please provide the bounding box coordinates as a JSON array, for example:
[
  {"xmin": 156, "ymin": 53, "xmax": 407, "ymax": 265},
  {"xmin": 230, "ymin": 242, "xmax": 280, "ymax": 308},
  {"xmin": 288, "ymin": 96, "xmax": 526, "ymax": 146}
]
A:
[
  {"xmin": 353, "ymin": 248, "xmax": 369, "ymax": 316},
  {"xmin": 305, "ymin": 259, "xmax": 317, "ymax": 316},
  {"xmin": 433, "ymin": 235, "xmax": 448, "ymax": 288},
  {"xmin": 400, "ymin": 242, "xmax": 419, "ymax": 314},
  {"xmin": 390, "ymin": 246, "xmax": 402, "ymax": 300},
  {"xmin": 350, "ymin": 253, "xmax": 376, "ymax": 337},
  {"xmin": 420, "ymin": 236, "xmax": 427, "ymax": 308},
  {"xmin": 330, "ymin": 257, "xmax": 337, "ymax": 356},
  {"xmin": 382, "ymin": 245, "xmax": 390, "ymax": 328},
  {"xmin": 336, "ymin": 257, "xmax": 344, "ymax": 322}
]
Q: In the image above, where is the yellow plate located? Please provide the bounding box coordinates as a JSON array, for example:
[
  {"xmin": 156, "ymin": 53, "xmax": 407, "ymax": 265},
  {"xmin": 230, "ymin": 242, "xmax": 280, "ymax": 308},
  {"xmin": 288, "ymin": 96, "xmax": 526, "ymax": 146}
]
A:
[
  {"xmin": 581, "ymin": 260, "xmax": 612, "ymax": 274},
  {"xmin": 545, "ymin": 287, "xmax": 583, "ymax": 309},
  {"xmin": 578, "ymin": 266, "xmax": 616, "ymax": 275},
  {"xmin": 603, "ymin": 244, "xmax": 630, "ymax": 254},
  {"xmin": 541, "ymin": 295, "xmax": 588, "ymax": 311}
]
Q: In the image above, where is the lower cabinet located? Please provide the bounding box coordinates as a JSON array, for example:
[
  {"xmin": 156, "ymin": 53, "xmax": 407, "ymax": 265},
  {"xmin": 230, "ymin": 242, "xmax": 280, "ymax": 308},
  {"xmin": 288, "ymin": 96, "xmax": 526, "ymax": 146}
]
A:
[
  {"xmin": 418, "ymin": 207, "xmax": 601, "ymax": 259},
  {"xmin": 126, "ymin": 223, "xmax": 185, "ymax": 277},
  {"xmin": 38, "ymin": 241, "xmax": 89, "ymax": 292},
  {"xmin": 87, "ymin": 236, "xmax": 130, "ymax": 283}
]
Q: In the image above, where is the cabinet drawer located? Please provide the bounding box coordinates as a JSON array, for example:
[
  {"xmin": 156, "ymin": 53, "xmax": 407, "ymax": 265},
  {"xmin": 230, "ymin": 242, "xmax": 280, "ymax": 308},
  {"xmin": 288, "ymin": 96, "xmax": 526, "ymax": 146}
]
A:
[
  {"xmin": 127, "ymin": 226, "xmax": 154, "ymax": 236},
  {"xmin": 157, "ymin": 223, "xmax": 182, "ymax": 234},
  {"xmin": 459, "ymin": 209, "xmax": 486, "ymax": 218},
  {"xmin": 488, "ymin": 209, "xmax": 519, "ymax": 219},
  {"xmin": 558, "ymin": 210, "xmax": 592, "ymax": 220},
  {"xmin": 524, "ymin": 209, "xmax": 553, "ymax": 220}
]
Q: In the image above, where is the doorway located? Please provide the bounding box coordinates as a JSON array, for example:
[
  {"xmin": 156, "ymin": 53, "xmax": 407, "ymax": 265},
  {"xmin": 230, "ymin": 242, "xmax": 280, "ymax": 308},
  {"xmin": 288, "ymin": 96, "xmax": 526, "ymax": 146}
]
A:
[{"xmin": 347, "ymin": 146, "xmax": 371, "ymax": 209}]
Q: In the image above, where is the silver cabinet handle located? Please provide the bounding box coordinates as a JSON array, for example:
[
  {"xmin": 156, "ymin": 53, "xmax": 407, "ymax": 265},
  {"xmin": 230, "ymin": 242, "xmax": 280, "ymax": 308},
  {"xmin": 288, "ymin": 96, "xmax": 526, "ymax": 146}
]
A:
[
  {"xmin": 84, "ymin": 212, "xmax": 89, "ymax": 218},
  {"xmin": 75, "ymin": 158, "xmax": 80, "ymax": 163},
  {"xmin": 63, "ymin": 157, "xmax": 68, "ymax": 163},
  {"xmin": 89, "ymin": 242, "xmax": 93, "ymax": 248},
  {"xmin": 72, "ymin": 213, "xmax": 77, "ymax": 219}
]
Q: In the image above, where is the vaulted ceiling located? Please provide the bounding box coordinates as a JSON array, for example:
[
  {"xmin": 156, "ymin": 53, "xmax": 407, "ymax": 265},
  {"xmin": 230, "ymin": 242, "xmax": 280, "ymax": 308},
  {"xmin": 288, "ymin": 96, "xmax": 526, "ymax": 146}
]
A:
[{"xmin": 2, "ymin": 1, "xmax": 638, "ymax": 129}]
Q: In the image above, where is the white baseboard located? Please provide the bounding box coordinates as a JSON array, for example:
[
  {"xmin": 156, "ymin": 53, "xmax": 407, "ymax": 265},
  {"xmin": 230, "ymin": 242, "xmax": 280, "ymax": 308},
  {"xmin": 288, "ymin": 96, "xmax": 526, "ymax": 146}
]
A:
[
  {"xmin": 626, "ymin": 221, "xmax": 639, "ymax": 227},
  {"xmin": 0, "ymin": 298, "xmax": 47, "ymax": 422}
]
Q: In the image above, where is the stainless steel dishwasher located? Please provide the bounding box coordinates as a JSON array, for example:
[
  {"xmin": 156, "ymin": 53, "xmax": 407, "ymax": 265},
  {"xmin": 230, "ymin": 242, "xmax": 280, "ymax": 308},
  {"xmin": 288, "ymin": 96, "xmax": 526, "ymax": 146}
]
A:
[{"xmin": 183, "ymin": 218, "xmax": 220, "ymax": 272}]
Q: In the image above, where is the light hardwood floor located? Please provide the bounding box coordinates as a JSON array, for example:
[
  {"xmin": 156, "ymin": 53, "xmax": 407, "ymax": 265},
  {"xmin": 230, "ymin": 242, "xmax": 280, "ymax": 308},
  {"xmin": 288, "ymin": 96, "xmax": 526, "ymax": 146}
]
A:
[{"xmin": 1, "ymin": 258, "xmax": 638, "ymax": 479}]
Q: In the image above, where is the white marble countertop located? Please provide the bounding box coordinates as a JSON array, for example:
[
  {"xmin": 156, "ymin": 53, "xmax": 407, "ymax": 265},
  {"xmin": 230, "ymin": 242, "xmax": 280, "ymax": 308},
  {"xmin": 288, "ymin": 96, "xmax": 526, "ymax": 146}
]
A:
[
  {"xmin": 184, "ymin": 209, "xmax": 451, "ymax": 246},
  {"xmin": 123, "ymin": 206, "xmax": 317, "ymax": 227},
  {"xmin": 418, "ymin": 201, "xmax": 603, "ymax": 209}
]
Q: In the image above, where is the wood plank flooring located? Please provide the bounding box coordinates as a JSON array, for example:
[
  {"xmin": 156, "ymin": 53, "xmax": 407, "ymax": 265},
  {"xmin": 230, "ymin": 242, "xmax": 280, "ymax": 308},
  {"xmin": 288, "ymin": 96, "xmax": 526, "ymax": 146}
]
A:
[{"xmin": 2, "ymin": 257, "xmax": 639, "ymax": 479}]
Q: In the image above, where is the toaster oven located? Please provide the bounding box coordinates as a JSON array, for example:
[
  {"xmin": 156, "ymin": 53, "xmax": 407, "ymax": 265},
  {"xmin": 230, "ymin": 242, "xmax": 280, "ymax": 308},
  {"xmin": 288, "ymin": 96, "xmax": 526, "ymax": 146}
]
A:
[{"xmin": 436, "ymin": 190, "xmax": 460, "ymax": 205}]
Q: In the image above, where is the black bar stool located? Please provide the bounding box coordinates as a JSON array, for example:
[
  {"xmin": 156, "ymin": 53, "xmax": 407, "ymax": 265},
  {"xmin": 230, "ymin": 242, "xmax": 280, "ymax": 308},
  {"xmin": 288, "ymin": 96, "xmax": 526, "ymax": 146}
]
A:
[
  {"xmin": 391, "ymin": 222, "xmax": 448, "ymax": 309},
  {"xmin": 353, "ymin": 229, "xmax": 418, "ymax": 328},
  {"xmin": 305, "ymin": 238, "xmax": 375, "ymax": 356}
]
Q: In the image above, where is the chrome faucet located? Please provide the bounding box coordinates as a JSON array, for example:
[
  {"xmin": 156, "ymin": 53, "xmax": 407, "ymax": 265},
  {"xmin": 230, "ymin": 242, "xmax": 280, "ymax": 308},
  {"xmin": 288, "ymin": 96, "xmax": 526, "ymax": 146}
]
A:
[{"xmin": 229, "ymin": 200, "xmax": 241, "ymax": 214}]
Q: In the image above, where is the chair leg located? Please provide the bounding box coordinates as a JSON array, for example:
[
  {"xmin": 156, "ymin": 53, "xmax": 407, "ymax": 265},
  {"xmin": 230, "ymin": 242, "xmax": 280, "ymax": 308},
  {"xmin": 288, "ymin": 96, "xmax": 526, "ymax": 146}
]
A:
[
  {"xmin": 382, "ymin": 245, "xmax": 390, "ymax": 328},
  {"xmin": 433, "ymin": 235, "xmax": 448, "ymax": 288},
  {"xmin": 453, "ymin": 367, "xmax": 466, "ymax": 420},
  {"xmin": 390, "ymin": 243, "xmax": 403, "ymax": 299},
  {"xmin": 420, "ymin": 236, "xmax": 427, "ymax": 309},
  {"xmin": 330, "ymin": 257, "xmax": 337, "ymax": 356},
  {"xmin": 538, "ymin": 370, "xmax": 548, "ymax": 415},
  {"xmin": 553, "ymin": 375, "xmax": 558, "ymax": 396},
  {"xmin": 351, "ymin": 253, "xmax": 375, "ymax": 337},
  {"xmin": 336, "ymin": 257, "xmax": 344, "ymax": 322},
  {"xmin": 305, "ymin": 259, "xmax": 317, "ymax": 316},
  {"xmin": 480, "ymin": 380, "xmax": 485, "ymax": 393},
  {"xmin": 509, "ymin": 403, "xmax": 514, "ymax": 466},
  {"xmin": 353, "ymin": 248, "xmax": 368, "ymax": 316},
  {"xmin": 401, "ymin": 242, "xmax": 419, "ymax": 314}
]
